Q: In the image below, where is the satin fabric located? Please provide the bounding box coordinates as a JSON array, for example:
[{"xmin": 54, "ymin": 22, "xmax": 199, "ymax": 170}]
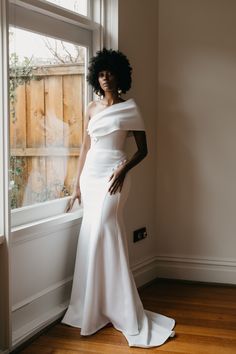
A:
[{"xmin": 61, "ymin": 99, "xmax": 176, "ymax": 347}]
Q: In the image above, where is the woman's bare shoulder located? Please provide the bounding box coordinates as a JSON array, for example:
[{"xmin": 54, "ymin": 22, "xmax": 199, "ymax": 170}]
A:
[{"xmin": 86, "ymin": 100, "xmax": 100, "ymax": 118}]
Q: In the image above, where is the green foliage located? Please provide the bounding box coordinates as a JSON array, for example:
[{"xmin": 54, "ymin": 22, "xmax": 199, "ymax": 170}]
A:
[
  {"xmin": 9, "ymin": 156, "xmax": 25, "ymax": 209},
  {"xmin": 9, "ymin": 53, "xmax": 40, "ymax": 123},
  {"xmin": 9, "ymin": 156, "xmax": 71, "ymax": 209}
]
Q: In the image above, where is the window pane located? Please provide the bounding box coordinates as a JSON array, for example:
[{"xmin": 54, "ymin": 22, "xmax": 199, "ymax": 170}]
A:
[
  {"xmin": 44, "ymin": 0, "xmax": 88, "ymax": 16},
  {"xmin": 9, "ymin": 27, "xmax": 86, "ymax": 209}
]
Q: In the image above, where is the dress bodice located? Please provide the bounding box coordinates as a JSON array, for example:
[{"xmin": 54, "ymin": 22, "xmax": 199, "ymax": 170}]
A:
[
  {"xmin": 90, "ymin": 130, "xmax": 128, "ymax": 151},
  {"xmin": 87, "ymin": 98, "xmax": 145, "ymax": 152}
]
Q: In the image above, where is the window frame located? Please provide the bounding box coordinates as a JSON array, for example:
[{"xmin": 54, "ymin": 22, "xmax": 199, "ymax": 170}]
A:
[
  {"xmin": 0, "ymin": 0, "xmax": 11, "ymax": 351},
  {"xmin": 41, "ymin": 0, "xmax": 90, "ymax": 18},
  {"xmin": 0, "ymin": 0, "xmax": 10, "ymax": 245},
  {"xmin": 8, "ymin": 0, "xmax": 101, "ymax": 227}
]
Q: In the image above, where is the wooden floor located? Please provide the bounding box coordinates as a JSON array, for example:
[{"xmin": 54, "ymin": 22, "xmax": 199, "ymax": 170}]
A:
[{"xmin": 14, "ymin": 279, "xmax": 236, "ymax": 354}]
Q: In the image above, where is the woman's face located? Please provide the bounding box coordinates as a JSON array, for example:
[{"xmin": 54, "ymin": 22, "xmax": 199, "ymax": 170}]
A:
[{"xmin": 98, "ymin": 70, "xmax": 118, "ymax": 93}]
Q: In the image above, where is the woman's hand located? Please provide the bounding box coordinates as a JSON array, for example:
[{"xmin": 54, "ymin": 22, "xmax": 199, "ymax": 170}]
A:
[
  {"xmin": 65, "ymin": 186, "xmax": 81, "ymax": 212},
  {"xmin": 108, "ymin": 161, "xmax": 127, "ymax": 195}
]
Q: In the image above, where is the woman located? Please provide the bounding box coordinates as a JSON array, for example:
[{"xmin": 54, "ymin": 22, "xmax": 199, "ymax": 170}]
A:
[{"xmin": 61, "ymin": 48, "xmax": 176, "ymax": 348}]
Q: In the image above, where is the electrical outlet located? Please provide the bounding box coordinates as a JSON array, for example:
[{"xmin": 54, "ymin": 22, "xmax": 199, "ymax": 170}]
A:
[{"xmin": 133, "ymin": 227, "xmax": 147, "ymax": 243}]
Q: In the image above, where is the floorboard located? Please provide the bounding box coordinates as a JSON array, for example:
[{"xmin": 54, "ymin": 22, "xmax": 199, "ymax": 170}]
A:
[{"xmin": 13, "ymin": 279, "xmax": 236, "ymax": 354}]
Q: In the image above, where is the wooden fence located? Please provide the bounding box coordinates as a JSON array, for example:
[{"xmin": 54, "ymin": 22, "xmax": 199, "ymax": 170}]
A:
[{"xmin": 10, "ymin": 64, "xmax": 85, "ymax": 209}]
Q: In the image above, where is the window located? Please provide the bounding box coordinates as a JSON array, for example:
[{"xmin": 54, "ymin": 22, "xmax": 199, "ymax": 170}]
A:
[
  {"xmin": 44, "ymin": 0, "xmax": 88, "ymax": 16},
  {"xmin": 8, "ymin": 0, "xmax": 100, "ymax": 226},
  {"xmin": 9, "ymin": 27, "xmax": 86, "ymax": 210}
]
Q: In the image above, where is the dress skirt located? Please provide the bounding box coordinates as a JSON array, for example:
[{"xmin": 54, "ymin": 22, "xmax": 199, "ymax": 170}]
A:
[{"xmin": 61, "ymin": 147, "xmax": 175, "ymax": 347}]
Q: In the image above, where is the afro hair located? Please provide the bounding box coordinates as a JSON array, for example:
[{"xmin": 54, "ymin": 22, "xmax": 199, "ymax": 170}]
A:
[{"xmin": 87, "ymin": 48, "xmax": 132, "ymax": 96}]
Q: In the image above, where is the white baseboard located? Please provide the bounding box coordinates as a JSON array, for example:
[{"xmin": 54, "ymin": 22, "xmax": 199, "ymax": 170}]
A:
[
  {"xmin": 12, "ymin": 279, "xmax": 72, "ymax": 350},
  {"xmin": 11, "ymin": 303, "xmax": 67, "ymax": 351},
  {"xmin": 155, "ymin": 254, "xmax": 236, "ymax": 284},
  {"xmin": 0, "ymin": 349, "xmax": 9, "ymax": 354},
  {"xmin": 131, "ymin": 253, "xmax": 236, "ymax": 285},
  {"xmin": 132, "ymin": 255, "xmax": 158, "ymax": 287}
]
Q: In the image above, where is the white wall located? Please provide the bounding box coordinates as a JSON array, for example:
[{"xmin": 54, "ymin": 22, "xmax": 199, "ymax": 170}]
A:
[
  {"xmin": 118, "ymin": 0, "xmax": 158, "ymax": 273},
  {"xmin": 156, "ymin": 0, "xmax": 236, "ymax": 283}
]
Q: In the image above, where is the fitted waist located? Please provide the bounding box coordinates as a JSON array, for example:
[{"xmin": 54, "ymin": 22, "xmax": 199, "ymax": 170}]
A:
[
  {"xmin": 89, "ymin": 130, "xmax": 128, "ymax": 151},
  {"xmin": 83, "ymin": 148, "xmax": 127, "ymax": 178},
  {"xmin": 88, "ymin": 147, "xmax": 125, "ymax": 153},
  {"xmin": 87, "ymin": 147, "xmax": 127, "ymax": 163}
]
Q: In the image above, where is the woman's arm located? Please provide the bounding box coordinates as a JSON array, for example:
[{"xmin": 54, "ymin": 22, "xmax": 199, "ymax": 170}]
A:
[
  {"xmin": 108, "ymin": 131, "xmax": 148, "ymax": 195},
  {"xmin": 73, "ymin": 110, "xmax": 91, "ymax": 188},
  {"xmin": 65, "ymin": 104, "xmax": 92, "ymax": 212},
  {"xmin": 123, "ymin": 131, "xmax": 148, "ymax": 173}
]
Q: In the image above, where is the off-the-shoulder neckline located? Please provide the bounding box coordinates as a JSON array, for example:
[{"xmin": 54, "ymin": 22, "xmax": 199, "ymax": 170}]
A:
[{"xmin": 89, "ymin": 98, "xmax": 134, "ymax": 121}]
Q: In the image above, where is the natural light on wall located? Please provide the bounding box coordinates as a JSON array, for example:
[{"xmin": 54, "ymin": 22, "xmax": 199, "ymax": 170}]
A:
[
  {"xmin": 44, "ymin": 0, "xmax": 88, "ymax": 16},
  {"xmin": 9, "ymin": 27, "xmax": 86, "ymax": 209}
]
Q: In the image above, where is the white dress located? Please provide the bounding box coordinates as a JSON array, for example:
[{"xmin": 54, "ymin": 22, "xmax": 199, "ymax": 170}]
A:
[{"xmin": 61, "ymin": 98, "xmax": 176, "ymax": 347}]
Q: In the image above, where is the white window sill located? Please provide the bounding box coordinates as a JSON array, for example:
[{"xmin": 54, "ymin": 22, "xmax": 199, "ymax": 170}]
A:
[
  {"xmin": 11, "ymin": 208, "xmax": 83, "ymax": 245},
  {"xmin": 11, "ymin": 197, "xmax": 82, "ymax": 228}
]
